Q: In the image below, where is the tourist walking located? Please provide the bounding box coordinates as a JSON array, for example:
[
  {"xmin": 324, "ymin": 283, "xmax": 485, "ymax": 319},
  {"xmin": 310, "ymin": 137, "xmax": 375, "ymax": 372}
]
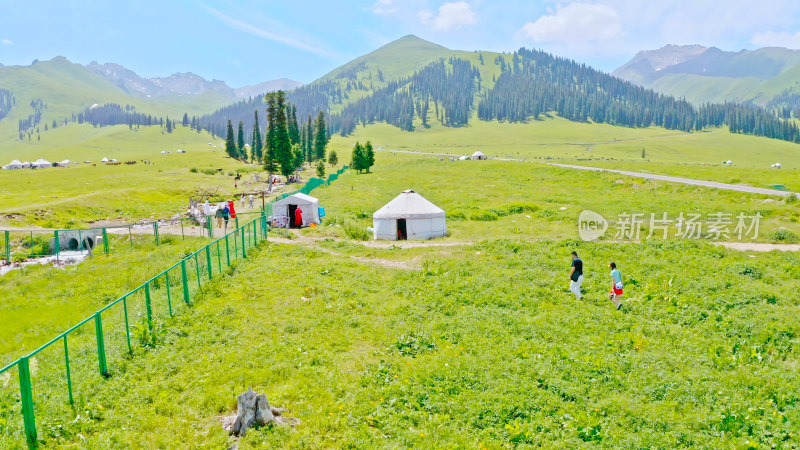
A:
[
  {"xmin": 609, "ymin": 262, "xmax": 623, "ymax": 310},
  {"xmin": 569, "ymin": 251, "xmax": 583, "ymax": 299},
  {"xmin": 222, "ymin": 203, "xmax": 230, "ymax": 230},
  {"xmin": 215, "ymin": 203, "xmax": 225, "ymax": 228},
  {"xmin": 248, "ymin": 194, "xmax": 254, "ymax": 209}
]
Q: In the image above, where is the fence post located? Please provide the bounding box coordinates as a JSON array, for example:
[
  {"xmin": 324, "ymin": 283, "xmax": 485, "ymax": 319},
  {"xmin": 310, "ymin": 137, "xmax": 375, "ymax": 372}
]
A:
[
  {"xmin": 18, "ymin": 356, "xmax": 37, "ymax": 447},
  {"xmin": 123, "ymin": 297, "xmax": 132, "ymax": 354},
  {"xmin": 205, "ymin": 246, "xmax": 213, "ymax": 280},
  {"xmin": 165, "ymin": 272, "xmax": 173, "ymax": 317},
  {"xmin": 94, "ymin": 313, "xmax": 109, "ymax": 377},
  {"xmin": 235, "ymin": 217, "xmax": 239, "ymax": 230},
  {"xmin": 4, "ymin": 230, "xmax": 9, "ymax": 263},
  {"xmin": 207, "ymin": 216, "xmax": 213, "ymax": 239},
  {"xmin": 64, "ymin": 335, "xmax": 73, "ymax": 405},
  {"xmin": 102, "ymin": 228, "xmax": 109, "ymax": 255},
  {"xmin": 153, "ymin": 222, "xmax": 160, "ymax": 246},
  {"xmin": 241, "ymin": 226, "xmax": 247, "ymax": 259},
  {"xmin": 54, "ymin": 230, "xmax": 60, "ymax": 263},
  {"xmin": 144, "ymin": 283, "xmax": 153, "ymax": 332},
  {"xmin": 180, "ymin": 259, "xmax": 190, "ymax": 305},
  {"xmin": 225, "ymin": 235, "xmax": 230, "ymax": 266}
]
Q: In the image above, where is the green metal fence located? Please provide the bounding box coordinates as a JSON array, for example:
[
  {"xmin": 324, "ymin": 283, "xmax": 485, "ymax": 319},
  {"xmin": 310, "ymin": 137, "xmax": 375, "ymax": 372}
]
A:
[{"xmin": 0, "ymin": 214, "xmax": 268, "ymax": 448}]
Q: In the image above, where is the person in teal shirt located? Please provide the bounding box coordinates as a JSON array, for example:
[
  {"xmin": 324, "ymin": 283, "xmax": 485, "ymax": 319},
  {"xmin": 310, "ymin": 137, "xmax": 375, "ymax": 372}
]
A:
[{"xmin": 609, "ymin": 262, "xmax": 623, "ymax": 310}]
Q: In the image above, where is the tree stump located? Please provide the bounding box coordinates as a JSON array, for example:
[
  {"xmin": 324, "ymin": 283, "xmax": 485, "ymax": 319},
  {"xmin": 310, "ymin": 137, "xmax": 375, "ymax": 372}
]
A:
[{"xmin": 221, "ymin": 388, "xmax": 299, "ymax": 436}]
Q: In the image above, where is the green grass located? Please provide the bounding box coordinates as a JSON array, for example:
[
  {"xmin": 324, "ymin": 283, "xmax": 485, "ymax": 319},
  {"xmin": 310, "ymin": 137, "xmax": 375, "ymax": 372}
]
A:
[
  {"xmin": 306, "ymin": 152, "xmax": 800, "ymax": 243},
  {"xmin": 0, "ymin": 235, "xmax": 207, "ymax": 365},
  {"xmin": 0, "ymin": 125, "xmax": 255, "ymax": 227},
  {"xmin": 2, "ymin": 238, "xmax": 798, "ymax": 448},
  {"xmin": 333, "ymin": 117, "xmax": 800, "ymax": 169}
]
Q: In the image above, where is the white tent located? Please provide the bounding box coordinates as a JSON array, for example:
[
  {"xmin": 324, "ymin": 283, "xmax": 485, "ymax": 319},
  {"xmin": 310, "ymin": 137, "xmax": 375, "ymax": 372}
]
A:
[
  {"xmin": 471, "ymin": 151, "xmax": 487, "ymax": 160},
  {"xmin": 21, "ymin": 161, "xmax": 30, "ymax": 168},
  {"xmin": 59, "ymin": 159, "xmax": 71, "ymax": 167},
  {"xmin": 273, "ymin": 193, "xmax": 321, "ymax": 228},
  {"xmin": 32, "ymin": 158, "xmax": 52, "ymax": 168},
  {"xmin": 101, "ymin": 157, "xmax": 109, "ymax": 163},
  {"xmin": 373, "ymin": 190, "xmax": 446, "ymax": 240},
  {"xmin": 3, "ymin": 159, "xmax": 23, "ymax": 170}
]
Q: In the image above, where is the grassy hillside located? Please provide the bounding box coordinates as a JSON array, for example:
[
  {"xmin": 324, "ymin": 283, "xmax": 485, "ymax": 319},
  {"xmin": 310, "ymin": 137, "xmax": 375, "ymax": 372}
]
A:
[
  {"xmin": 0, "ymin": 126, "xmax": 252, "ymax": 227},
  {"xmin": 0, "ymin": 57, "xmax": 230, "ymax": 143},
  {"xmin": 617, "ymin": 47, "xmax": 800, "ymax": 106}
]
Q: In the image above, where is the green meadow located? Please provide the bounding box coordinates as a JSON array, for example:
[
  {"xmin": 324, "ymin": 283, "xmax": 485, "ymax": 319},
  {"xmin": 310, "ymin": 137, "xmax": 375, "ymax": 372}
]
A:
[{"xmin": 0, "ymin": 125, "xmax": 252, "ymax": 227}]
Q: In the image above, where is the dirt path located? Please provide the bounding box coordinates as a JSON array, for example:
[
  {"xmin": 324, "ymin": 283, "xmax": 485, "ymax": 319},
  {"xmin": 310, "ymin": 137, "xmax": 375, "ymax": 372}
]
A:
[
  {"xmin": 267, "ymin": 235, "xmax": 422, "ymax": 270},
  {"xmin": 715, "ymin": 242, "xmax": 800, "ymax": 252}
]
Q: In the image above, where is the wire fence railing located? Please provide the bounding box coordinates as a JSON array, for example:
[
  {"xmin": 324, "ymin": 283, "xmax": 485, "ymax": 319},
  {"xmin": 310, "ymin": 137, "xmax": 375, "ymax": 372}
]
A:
[{"xmin": 0, "ymin": 214, "xmax": 269, "ymax": 448}]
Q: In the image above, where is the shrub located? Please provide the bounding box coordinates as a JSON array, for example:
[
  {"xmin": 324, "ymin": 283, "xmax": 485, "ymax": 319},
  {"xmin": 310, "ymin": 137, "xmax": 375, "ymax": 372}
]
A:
[
  {"xmin": 344, "ymin": 221, "xmax": 371, "ymax": 241},
  {"xmin": 202, "ymin": 168, "xmax": 216, "ymax": 175},
  {"xmin": 470, "ymin": 210, "xmax": 498, "ymax": 221},
  {"xmin": 393, "ymin": 331, "xmax": 437, "ymax": 357},
  {"xmin": 730, "ymin": 263, "xmax": 763, "ymax": 279},
  {"xmin": 447, "ymin": 210, "xmax": 467, "ymax": 220},
  {"xmin": 769, "ymin": 229, "xmax": 798, "ymax": 243}
]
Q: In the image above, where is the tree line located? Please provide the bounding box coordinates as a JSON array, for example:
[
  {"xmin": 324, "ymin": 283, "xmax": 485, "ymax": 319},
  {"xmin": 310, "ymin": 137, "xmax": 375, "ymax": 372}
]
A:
[
  {"xmin": 477, "ymin": 48, "xmax": 800, "ymax": 144},
  {"xmin": 0, "ymin": 89, "xmax": 13, "ymax": 121}
]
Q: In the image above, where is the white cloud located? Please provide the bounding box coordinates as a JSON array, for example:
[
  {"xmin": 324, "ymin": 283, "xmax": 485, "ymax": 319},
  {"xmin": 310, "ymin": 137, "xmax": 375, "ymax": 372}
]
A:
[
  {"xmin": 202, "ymin": 5, "xmax": 338, "ymax": 60},
  {"xmin": 519, "ymin": 3, "xmax": 622, "ymax": 44},
  {"xmin": 1, "ymin": 39, "xmax": 13, "ymax": 45},
  {"xmin": 418, "ymin": 1, "xmax": 477, "ymax": 31},
  {"xmin": 752, "ymin": 30, "xmax": 800, "ymax": 49},
  {"xmin": 373, "ymin": 0, "xmax": 398, "ymax": 16}
]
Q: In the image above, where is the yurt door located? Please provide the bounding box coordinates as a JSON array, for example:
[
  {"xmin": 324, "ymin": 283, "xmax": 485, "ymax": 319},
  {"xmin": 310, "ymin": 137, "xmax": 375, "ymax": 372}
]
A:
[
  {"xmin": 397, "ymin": 219, "xmax": 407, "ymax": 240},
  {"xmin": 289, "ymin": 205, "xmax": 297, "ymax": 227}
]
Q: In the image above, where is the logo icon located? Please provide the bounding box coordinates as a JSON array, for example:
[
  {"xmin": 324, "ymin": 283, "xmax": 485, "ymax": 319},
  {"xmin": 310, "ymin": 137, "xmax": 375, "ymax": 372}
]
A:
[{"xmin": 578, "ymin": 210, "xmax": 607, "ymax": 241}]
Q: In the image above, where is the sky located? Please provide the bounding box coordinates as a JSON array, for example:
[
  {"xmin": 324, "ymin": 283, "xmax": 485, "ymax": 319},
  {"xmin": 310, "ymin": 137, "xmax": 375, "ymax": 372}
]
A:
[{"xmin": 2, "ymin": 0, "xmax": 800, "ymax": 86}]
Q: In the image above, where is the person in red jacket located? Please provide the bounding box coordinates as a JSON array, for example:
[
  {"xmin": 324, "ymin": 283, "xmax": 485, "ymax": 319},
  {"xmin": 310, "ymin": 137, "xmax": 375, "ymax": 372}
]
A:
[
  {"xmin": 228, "ymin": 200, "xmax": 237, "ymax": 221},
  {"xmin": 295, "ymin": 207, "xmax": 303, "ymax": 228}
]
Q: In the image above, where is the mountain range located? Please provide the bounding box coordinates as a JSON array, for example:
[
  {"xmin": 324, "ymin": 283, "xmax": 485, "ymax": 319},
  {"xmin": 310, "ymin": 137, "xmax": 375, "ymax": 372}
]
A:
[
  {"xmin": 85, "ymin": 61, "xmax": 301, "ymax": 99},
  {"xmin": 613, "ymin": 45, "xmax": 800, "ymax": 106}
]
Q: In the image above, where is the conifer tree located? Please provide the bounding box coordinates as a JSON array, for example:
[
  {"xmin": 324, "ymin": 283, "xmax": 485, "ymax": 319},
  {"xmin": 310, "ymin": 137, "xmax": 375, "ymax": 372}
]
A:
[
  {"xmin": 252, "ymin": 110, "xmax": 263, "ymax": 163},
  {"xmin": 305, "ymin": 114, "xmax": 313, "ymax": 161},
  {"xmin": 364, "ymin": 140, "xmax": 375, "ymax": 172},
  {"xmin": 225, "ymin": 120, "xmax": 237, "ymax": 159},
  {"xmin": 316, "ymin": 159, "xmax": 326, "ymax": 178},
  {"xmin": 351, "ymin": 141, "xmax": 366, "ymax": 173},
  {"xmin": 165, "ymin": 117, "xmax": 173, "ymax": 133},
  {"xmin": 328, "ymin": 150, "xmax": 338, "ymax": 166},
  {"xmin": 313, "ymin": 111, "xmax": 327, "ymax": 161},
  {"xmin": 237, "ymin": 121, "xmax": 245, "ymax": 158},
  {"xmin": 182, "ymin": 113, "xmax": 189, "ymax": 127},
  {"xmin": 264, "ymin": 97, "xmax": 278, "ymax": 175},
  {"xmin": 270, "ymin": 91, "xmax": 294, "ymax": 177},
  {"xmin": 287, "ymin": 104, "xmax": 300, "ymax": 145},
  {"xmin": 292, "ymin": 143, "xmax": 305, "ymax": 172}
]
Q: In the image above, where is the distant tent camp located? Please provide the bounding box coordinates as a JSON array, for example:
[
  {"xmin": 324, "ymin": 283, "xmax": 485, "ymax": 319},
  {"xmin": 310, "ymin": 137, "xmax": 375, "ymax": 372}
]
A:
[
  {"xmin": 471, "ymin": 151, "xmax": 487, "ymax": 160},
  {"xmin": 273, "ymin": 193, "xmax": 321, "ymax": 228},
  {"xmin": 101, "ymin": 157, "xmax": 109, "ymax": 163},
  {"xmin": 59, "ymin": 159, "xmax": 71, "ymax": 167},
  {"xmin": 32, "ymin": 158, "xmax": 52, "ymax": 168},
  {"xmin": 3, "ymin": 159, "xmax": 23, "ymax": 170},
  {"xmin": 373, "ymin": 190, "xmax": 446, "ymax": 240}
]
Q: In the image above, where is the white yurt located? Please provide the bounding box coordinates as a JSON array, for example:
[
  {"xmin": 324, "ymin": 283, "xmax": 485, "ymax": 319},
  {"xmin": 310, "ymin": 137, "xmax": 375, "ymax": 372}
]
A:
[
  {"xmin": 21, "ymin": 161, "xmax": 31, "ymax": 168},
  {"xmin": 272, "ymin": 193, "xmax": 320, "ymax": 228},
  {"xmin": 3, "ymin": 159, "xmax": 23, "ymax": 170},
  {"xmin": 33, "ymin": 158, "xmax": 52, "ymax": 168},
  {"xmin": 373, "ymin": 190, "xmax": 446, "ymax": 240},
  {"xmin": 101, "ymin": 157, "xmax": 109, "ymax": 163},
  {"xmin": 471, "ymin": 151, "xmax": 487, "ymax": 160}
]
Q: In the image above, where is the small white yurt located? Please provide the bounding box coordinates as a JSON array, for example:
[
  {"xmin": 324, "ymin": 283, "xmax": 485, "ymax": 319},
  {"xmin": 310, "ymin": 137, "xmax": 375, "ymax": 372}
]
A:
[
  {"xmin": 273, "ymin": 193, "xmax": 320, "ymax": 228},
  {"xmin": 33, "ymin": 158, "xmax": 52, "ymax": 168},
  {"xmin": 101, "ymin": 157, "xmax": 109, "ymax": 163},
  {"xmin": 59, "ymin": 159, "xmax": 71, "ymax": 167},
  {"xmin": 471, "ymin": 151, "xmax": 487, "ymax": 160},
  {"xmin": 373, "ymin": 190, "xmax": 446, "ymax": 240},
  {"xmin": 4, "ymin": 159, "xmax": 23, "ymax": 170},
  {"xmin": 21, "ymin": 161, "xmax": 30, "ymax": 168}
]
